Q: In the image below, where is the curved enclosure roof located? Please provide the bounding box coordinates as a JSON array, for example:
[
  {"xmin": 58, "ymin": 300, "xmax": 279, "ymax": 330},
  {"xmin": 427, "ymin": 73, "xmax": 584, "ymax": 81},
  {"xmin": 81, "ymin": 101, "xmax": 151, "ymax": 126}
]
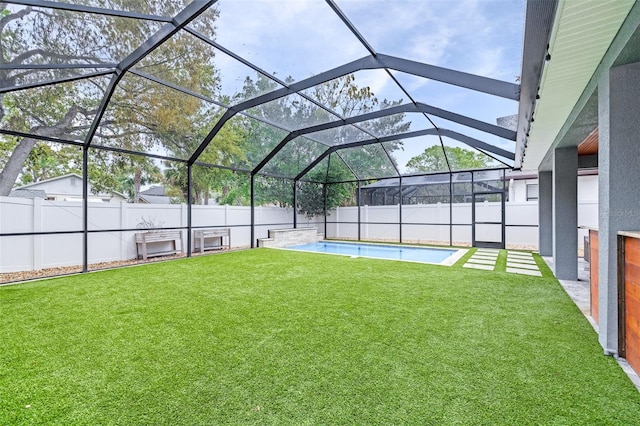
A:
[{"xmin": 0, "ymin": 0, "xmax": 525, "ymax": 183}]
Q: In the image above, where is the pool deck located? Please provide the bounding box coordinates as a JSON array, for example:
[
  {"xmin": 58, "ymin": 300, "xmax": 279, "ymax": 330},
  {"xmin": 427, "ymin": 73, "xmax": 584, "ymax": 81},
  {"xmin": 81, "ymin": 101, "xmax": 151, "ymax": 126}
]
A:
[{"xmin": 544, "ymin": 256, "xmax": 640, "ymax": 393}]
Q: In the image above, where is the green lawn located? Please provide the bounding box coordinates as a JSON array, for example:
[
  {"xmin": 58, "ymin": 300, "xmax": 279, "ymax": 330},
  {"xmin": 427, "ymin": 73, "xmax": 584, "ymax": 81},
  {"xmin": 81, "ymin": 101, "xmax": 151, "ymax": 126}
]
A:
[{"xmin": 1, "ymin": 248, "xmax": 639, "ymax": 424}]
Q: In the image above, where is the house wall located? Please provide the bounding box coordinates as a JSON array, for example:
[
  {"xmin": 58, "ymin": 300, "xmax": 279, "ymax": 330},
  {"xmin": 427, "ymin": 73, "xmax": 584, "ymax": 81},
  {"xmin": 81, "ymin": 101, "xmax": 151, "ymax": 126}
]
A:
[
  {"xmin": 507, "ymin": 174, "xmax": 598, "ymax": 248},
  {"xmin": 26, "ymin": 175, "xmax": 81, "ymax": 196},
  {"xmin": 508, "ymin": 174, "xmax": 598, "ymax": 202}
]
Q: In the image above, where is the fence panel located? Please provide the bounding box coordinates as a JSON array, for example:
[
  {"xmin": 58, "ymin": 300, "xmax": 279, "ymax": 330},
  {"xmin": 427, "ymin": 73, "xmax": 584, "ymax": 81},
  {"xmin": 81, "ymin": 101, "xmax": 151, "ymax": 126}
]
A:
[{"xmin": 1, "ymin": 196, "xmax": 601, "ymax": 275}]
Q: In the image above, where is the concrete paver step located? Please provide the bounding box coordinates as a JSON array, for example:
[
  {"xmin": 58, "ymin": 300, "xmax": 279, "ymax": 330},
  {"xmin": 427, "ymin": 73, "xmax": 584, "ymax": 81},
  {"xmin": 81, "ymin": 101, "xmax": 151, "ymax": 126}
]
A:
[
  {"xmin": 463, "ymin": 263, "xmax": 494, "ymax": 270},
  {"xmin": 507, "ymin": 262, "xmax": 540, "ymax": 270},
  {"xmin": 506, "ymin": 267, "xmax": 542, "ymax": 276},
  {"xmin": 467, "ymin": 258, "xmax": 497, "ymax": 265}
]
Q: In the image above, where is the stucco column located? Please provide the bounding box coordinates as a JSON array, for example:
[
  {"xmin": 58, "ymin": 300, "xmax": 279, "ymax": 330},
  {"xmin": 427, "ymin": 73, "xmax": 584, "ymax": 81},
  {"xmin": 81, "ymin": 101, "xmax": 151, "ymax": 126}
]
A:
[
  {"xmin": 597, "ymin": 62, "xmax": 640, "ymax": 354},
  {"xmin": 552, "ymin": 147, "xmax": 578, "ymax": 280},
  {"xmin": 538, "ymin": 170, "xmax": 552, "ymax": 256}
]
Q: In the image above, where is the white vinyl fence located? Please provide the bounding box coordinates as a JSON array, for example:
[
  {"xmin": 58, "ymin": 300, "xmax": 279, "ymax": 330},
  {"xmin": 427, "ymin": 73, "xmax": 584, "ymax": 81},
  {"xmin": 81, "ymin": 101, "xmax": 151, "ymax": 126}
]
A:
[
  {"xmin": 0, "ymin": 197, "xmax": 318, "ymax": 273},
  {"xmin": 1, "ymin": 197, "xmax": 598, "ymax": 274},
  {"xmin": 325, "ymin": 200, "xmax": 598, "ymax": 249}
]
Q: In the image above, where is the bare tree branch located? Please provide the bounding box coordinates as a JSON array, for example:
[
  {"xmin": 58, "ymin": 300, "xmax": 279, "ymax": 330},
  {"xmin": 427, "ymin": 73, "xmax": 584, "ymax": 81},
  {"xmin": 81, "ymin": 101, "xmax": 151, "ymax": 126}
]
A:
[
  {"xmin": 0, "ymin": 104, "xmax": 102, "ymax": 194},
  {"xmin": 10, "ymin": 49, "xmax": 108, "ymax": 66},
  {"xmin": 0, "ymin": 7, "xmax": 33, "ymax": 33}
]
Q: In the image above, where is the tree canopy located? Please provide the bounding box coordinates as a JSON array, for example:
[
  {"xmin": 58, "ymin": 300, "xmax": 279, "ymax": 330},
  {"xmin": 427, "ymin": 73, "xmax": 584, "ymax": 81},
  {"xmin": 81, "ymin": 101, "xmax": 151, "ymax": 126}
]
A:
[
  {"xmin": 0, "ymin": 2, "xmax": 219, "ymax": 196},
  {"xmin": 0, "ymin": 3, "xmax": 408, "ymax": 209},
  {"xmin": 0, "ymin": 1, "xmax": 504, "ymax": 214},
  {"xmin": 406, "ymin": 145, "xmax": 494, "ymax": 173}
]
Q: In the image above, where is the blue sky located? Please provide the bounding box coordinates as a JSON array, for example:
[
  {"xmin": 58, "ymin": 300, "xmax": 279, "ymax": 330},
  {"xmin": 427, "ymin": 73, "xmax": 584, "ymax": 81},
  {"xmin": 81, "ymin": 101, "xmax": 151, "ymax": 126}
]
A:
[{"xmin": 201, "ymin": 0, "xmax": 526, "ymax": 171}]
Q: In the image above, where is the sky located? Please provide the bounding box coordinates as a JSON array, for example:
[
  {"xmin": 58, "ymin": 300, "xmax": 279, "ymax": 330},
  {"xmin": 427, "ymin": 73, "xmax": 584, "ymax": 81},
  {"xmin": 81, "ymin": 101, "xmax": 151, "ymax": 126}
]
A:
[
  {"xmin": 193, "ymin": 0, "xmax": 527, "ymax": 172},
  {"xmin": 2, "ymin": 0, "xmax": 527, "ymax": 175}
]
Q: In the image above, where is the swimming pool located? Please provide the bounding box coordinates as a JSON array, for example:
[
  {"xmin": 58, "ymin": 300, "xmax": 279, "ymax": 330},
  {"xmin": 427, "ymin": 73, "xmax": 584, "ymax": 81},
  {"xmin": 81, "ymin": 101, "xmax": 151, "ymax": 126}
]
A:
[{"xmin": 281, "ymin": 241, "xmax": 467, "ymax": 266}]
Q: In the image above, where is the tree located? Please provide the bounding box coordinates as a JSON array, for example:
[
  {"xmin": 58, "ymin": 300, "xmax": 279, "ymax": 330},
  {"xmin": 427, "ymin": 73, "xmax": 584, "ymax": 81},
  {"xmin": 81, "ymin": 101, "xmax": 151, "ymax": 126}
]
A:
[
  {"xmin": 296, "ymin": 166, "xmax": 357, "ymax": 218},
  {"xmin": 162, "ymin": 109, "xmax": 246, "ymax": 205},
  {"xmin": 14, "ymin": 142, "xmax": 82, "ymax": 185},
  {"xmin": 227, "ymin": 72, "xmax": 411, "ymax": 213},
  {"xmin": 0, "ymin": 2, "xmax": 219, "ymax": 196},
  {"xmin": 91, "ymin": 151, "xmax": 162, "ymax": 203},
  {"xmin": 406, "ymin": 146, "xmax": 493, "ymax": 173}
]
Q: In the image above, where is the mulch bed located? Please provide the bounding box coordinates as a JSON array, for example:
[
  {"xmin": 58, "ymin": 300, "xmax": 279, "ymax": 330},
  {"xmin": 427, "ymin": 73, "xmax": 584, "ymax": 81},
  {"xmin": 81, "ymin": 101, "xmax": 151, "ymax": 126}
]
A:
[{"xmin": 0, "ymin": 248, "xmax": 245, "ymax": 286}]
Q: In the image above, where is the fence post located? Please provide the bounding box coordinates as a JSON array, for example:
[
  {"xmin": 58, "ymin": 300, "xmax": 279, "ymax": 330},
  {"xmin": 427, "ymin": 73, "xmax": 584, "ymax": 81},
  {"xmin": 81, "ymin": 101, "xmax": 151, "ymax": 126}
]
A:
[
  {"xmin": 120, "ymin": 202, "xmax": 127, "ymax": 261},
  {"xmin": 363, "ymin": 204, "xmax": 368, "ymax": 240},
  {"xmin": 445, "ymin": 201, "xmax": 451, "ymax": 244},
  {"xmin": 181, "ymin": 203, "xmax": 188, "ymax": 254},
  {"xmin": 33, "ymin": 198, "xmax": 42, "ymax": 271}
]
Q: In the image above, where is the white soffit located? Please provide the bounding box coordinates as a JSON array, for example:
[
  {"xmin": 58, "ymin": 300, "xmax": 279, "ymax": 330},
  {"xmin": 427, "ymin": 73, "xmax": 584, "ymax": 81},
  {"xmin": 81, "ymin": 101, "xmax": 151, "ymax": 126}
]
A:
[{"xmin": 522, "ymin": 0, "xmax": 635, "ymax": 170}]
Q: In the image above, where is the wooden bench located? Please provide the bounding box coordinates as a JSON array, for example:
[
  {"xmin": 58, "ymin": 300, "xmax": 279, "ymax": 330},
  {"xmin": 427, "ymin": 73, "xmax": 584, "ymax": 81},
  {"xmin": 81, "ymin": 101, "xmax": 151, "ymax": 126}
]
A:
[
  {"xmin": 193, "ymin": 228, "xmax": 230, "ymax": 253},
  {"xmin": 135, "ymin": 230, "xmax": 183, "ymax": 260}
]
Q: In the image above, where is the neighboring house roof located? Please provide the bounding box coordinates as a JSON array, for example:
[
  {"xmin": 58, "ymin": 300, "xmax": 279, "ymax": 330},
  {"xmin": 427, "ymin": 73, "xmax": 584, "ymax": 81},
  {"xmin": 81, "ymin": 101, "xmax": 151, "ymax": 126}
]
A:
[
  {"xmin": 140, "ymin": 186, "xmax": 167, "ymax": 196},
  {"xmin": 138, "ymin": 194, "xmax": 172, "ymax": 204},
  {"xmin": 15, "ymin": 173, "xmax": 77, "ymax": 189},
  {"xmin": 8, "ymin": 189, "xmax": 46, "ymax": 199},
  {"xmin": 13, "ymin": 173, "xmax": 127, "ymax": 200},
  {"xmin": 138, "ymin": 186, "xmax": 172, "ymax": 204}
]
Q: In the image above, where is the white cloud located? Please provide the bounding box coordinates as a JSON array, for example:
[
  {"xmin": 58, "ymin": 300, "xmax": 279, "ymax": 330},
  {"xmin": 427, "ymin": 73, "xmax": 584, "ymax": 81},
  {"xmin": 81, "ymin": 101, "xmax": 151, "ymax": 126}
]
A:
[
  {"xmin": 205, "ymin": 0, "xmax": 524, "ymax": 133},
  {"xmin": 469, "ymin": 47, "xmax": 505, "ymax": 79},
  {"xmin": 213, "ymin": 0, "xmax": 369, "ymax": 80},
  {"xmin": 407, "ymin": 26, "xmax": 455, "ymax": 65}
]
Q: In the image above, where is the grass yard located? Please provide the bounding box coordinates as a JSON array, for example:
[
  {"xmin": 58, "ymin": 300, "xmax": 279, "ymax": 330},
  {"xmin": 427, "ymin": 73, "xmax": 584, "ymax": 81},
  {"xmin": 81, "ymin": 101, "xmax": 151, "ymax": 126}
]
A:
[{"xmin": 1, "ymin": 248, "xmax": 640, "ymax": 424}]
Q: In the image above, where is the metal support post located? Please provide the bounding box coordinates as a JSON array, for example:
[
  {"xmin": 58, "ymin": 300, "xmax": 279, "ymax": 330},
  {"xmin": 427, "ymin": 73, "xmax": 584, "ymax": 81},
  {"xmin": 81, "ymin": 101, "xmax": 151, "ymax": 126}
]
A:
[
  {"xmin": 471, "ymin": 172, "xmax": 475, "ymax": 245},
  {"xmin": 323, "ymin": 184, "xmax": 328, "ymax": 238},
  {"xmin": 399, "ymin": 176, "xmax": 403, "ymax": 243},
  {"xmin": 357, "ymin": 181, "xmax": 361, "ymax": 241},
  {"xmin": 293, "ymin": 180, "xmax": 298, "ymax": 229},
  {"xmin": 449, "ymin": 172, "xmax": 453, "ymax": 246},
  {"xmin": 501, "ymin": 169, "xmax": 506, "ymax": 246},
  {"xmin": 187, "ymin": 164, "xmax": 192, "ymax": 257},
  {"xmin": 250, "ymin": 173, "xmax": 255, "ymax": 248},
  {"xmin": 82, "ymin": 146, "xmax": 88, "ymax": 272}
]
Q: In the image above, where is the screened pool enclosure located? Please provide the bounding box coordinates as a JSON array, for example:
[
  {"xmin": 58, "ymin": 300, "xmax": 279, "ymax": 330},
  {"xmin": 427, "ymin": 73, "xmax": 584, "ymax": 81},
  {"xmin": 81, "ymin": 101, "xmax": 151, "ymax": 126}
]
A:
[{"xmin": 0, "ymin": 0, "xmax": 535, "ymax": 281}]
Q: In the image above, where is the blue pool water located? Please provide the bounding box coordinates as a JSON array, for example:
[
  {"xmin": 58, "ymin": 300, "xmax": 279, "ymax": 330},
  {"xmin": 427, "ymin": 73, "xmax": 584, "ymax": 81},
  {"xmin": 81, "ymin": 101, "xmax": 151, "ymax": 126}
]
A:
[{"xmin": 284, "ymin": 241, "xmax": 460, "ymax": 265}]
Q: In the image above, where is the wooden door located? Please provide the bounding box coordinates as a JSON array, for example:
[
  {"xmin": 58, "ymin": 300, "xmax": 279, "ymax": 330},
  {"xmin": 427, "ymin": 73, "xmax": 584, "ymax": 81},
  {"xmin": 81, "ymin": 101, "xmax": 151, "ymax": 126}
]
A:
[
  {"xmin": 624, "ymin": 237, "xmax": 640, "ymax": 374},
  {"xmin": 589, "ymin": 230, "xmax": 599, "ymax": 323}
]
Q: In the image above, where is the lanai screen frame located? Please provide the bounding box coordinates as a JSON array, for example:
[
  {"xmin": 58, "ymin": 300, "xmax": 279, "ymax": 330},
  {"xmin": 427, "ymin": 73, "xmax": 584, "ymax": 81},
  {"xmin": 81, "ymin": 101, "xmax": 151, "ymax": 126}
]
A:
[
  {"xmin": 318, "ymin": 167, "xmax": 509, "ymax": 247},
  {"xmin": 0, "ymin": 0, "xmax": 542, "ymax": 279}
]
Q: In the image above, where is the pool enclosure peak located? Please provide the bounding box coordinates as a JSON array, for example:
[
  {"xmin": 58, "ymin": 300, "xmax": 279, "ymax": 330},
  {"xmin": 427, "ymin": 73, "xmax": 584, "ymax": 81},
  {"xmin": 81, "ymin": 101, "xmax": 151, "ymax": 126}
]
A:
[{"xmin": 0, "ymin": 0, "xmax": 526, "ymax": 190}]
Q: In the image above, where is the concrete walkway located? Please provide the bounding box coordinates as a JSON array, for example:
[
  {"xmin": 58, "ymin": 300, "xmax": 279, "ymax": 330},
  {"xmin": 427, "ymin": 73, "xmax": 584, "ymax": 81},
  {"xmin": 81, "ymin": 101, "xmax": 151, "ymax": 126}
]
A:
[{"xmin": 543, "ymin": 256, "xmax": 640, "ymax": 393}]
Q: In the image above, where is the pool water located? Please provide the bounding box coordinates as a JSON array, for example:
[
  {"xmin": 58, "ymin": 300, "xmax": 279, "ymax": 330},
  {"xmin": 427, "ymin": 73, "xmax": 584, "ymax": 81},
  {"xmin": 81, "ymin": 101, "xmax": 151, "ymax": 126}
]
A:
[{"xmin": 283, "ymin": 241, "xmax": 466, "ymax": 266}]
